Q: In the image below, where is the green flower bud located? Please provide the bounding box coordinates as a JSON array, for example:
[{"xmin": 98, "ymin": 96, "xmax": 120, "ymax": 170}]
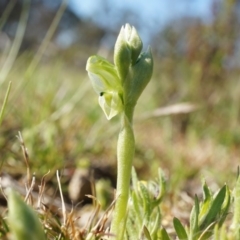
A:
[
  {"xmin": 126, "ymin": 47, "xmax": 153, "ymax": 105},
  {"xmin": 7, "ymin": 189, "xmax": 46, "ymax": 240},
  {"xmin": 128, "ymin": 26, "xmax": 143, "ymax": 64},
  {"xmin": 86, "ymin": 55, "xmax": 123, "ymax": 120},
  {"xmin": 114, "ymin": 25, "xmax": 131, "ymax": 83},
  {"xmin": 114, "ymin": 24, "xmax": 143, "ymax": 83}
]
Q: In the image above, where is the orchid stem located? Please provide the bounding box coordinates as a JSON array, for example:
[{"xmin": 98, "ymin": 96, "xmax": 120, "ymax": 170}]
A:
[{"xmin": 111, "ymin": 104, "xmax": 135, "ymax": 240}]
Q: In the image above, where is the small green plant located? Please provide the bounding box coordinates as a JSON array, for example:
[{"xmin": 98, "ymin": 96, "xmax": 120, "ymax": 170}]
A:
[
  {"xmin": 86, "ymin": 23, "xmax": 153, "ymax": 239},
  {"xmin": 172, "ymin": 181, "xmax": 231, "ymax": 240},
  {"xmin": 127, "ymin": 169, "xmax": 233, "ymax": 240},
  {"xmin": 127, "ymin": 168, "xmax": 166, "ymax": 239}
]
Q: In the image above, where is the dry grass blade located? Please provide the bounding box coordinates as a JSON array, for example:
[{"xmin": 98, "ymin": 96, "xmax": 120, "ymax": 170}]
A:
[
  {"xmin": 17, "ymin": 131, "xmax": 31, "ymax": 187},
  {"xmin": 57, "ymin": 170, "xmax": 67, "ymax": 227},
  {"xmin": 24, "ymin": 174, "xmax": 35, "ymax": 204},
  {"xmin": 37, "ymin": 170, "xmax": 50, "ymax": 209},
  {"xmin": 83, "ymin": 195, "xmax": 116, "ymax": 239},
  {"xmin": 140, "ymin": 102, "xmax": 199, "ymax": 120},
  {"xmin": 93, "ymin": 197, "xmax": 117, "ymax": 233}
]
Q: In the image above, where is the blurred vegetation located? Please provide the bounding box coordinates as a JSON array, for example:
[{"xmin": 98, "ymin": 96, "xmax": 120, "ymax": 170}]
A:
[{"xmin": 0, "ymin": 0, "xmax": 240, "ymax": 233}]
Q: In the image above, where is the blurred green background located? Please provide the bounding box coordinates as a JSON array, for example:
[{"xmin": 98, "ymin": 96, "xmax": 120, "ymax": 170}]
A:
[{"xmin": 0, "ymin": 0, "xmax": 240, "ymax": 202}]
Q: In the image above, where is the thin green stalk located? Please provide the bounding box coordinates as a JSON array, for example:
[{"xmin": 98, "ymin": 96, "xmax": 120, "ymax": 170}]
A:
[
  {"xmin": 26, "ymin": 0, "xmax": 69, "ymax": 76},
  {"xmin": 0, "ymin": 0, "xmax": 16, "ymax": 30},
  {"xmin": 111, "ymin": 105, "xmax": 135, "ymax": 239},
  {"xmin": 0, "ymin": 81, "xmax": 12, "ymax": 126},
  {"xmin": 0, "ymin": 0, "xmax": 29, "ymax": 85}
]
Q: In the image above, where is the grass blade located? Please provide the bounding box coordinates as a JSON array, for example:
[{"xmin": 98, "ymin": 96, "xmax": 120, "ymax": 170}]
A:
[
  {"xmin": 0, "ymin": 81, "xmax": 11, "ymax": 126},
  {"xmin": 143, "ymin": 226, "xmax": 152, "ymax": 240},
  {"xmin": 173, "ymin": 217, "xmax": 188, "ymax": 240},
  {"xmin": 160, "ymin": 227, "xmax": 171, "ymax": 240},
  {"xmin": 26, "ymin": 0, "xmax": 69, "ymax": 75},
  {"xmin": 199, "ymin": 181, "xmax": 213, "ymax": 225},
  {"xmin": 0, "ymin": 0, "xmax": 16, "ymax": 30},
  {"xmin": 200, "ymin": 185, "xmax": 226, "ymax": 230},
  {"xmin": 0, "ymin": 0, "xmax": 30, "ymax": 85},
  {"xmin": 139, "ymin": 181, "xmax": 151, "ymax": 223},
  {"xmin": 189, "ymin": 195, "xmax": 200, "ymax": 240},
  {"xmin": 218, "ymin": 185, "xmax": 231, "ymax": 227}
]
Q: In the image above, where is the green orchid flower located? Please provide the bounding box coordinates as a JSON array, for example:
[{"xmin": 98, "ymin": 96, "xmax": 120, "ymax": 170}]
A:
[
  {"xmin": 86, "ymin": 23, "xmax": 153, "ymax": 240},
  {"xmin": 86, "ymin": 55, "xmax": 123, "ymax": 120}
]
